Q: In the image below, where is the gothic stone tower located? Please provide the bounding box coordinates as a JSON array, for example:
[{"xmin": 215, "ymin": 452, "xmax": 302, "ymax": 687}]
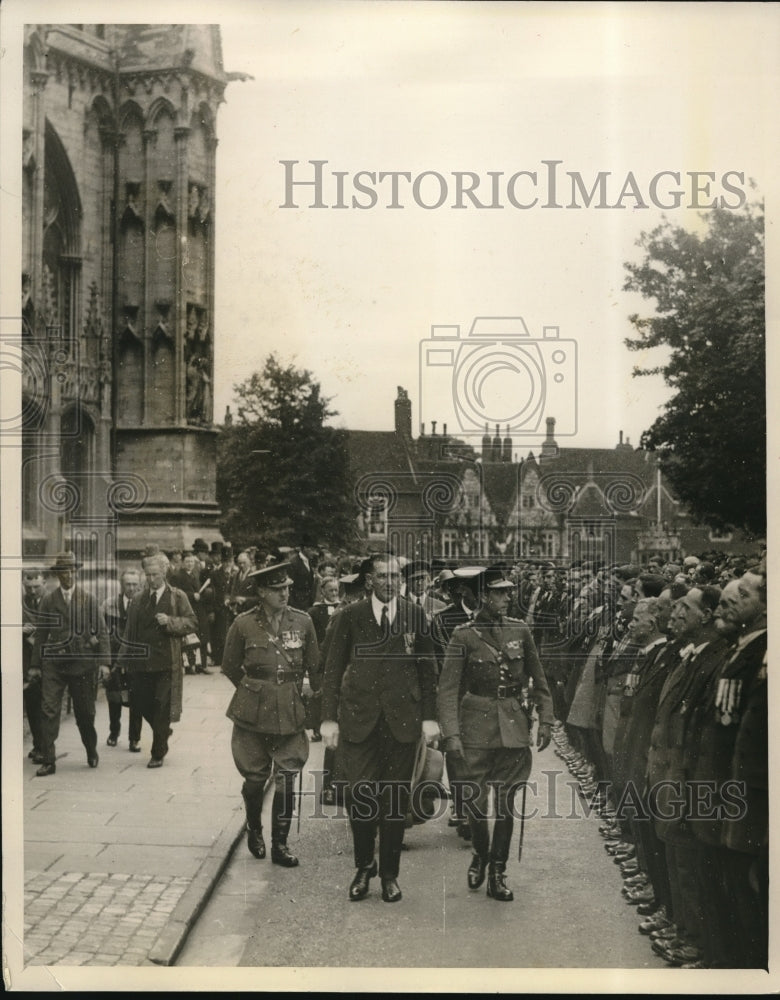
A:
[{"xmin": 22, "ymin": 25, "xmax": 232, "ymax": 561}]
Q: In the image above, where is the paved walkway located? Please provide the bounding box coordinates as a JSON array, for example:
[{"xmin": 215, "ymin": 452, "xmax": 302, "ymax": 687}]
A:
[{"xmin": 21, "ymin": 671, "xmax": 245, "ymax": 968}]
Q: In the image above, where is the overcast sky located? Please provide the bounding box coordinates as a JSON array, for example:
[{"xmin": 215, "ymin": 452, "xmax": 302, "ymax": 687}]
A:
[{"xmin": 210, "ymin": 2, "xmax": 775, "ymax": 453}]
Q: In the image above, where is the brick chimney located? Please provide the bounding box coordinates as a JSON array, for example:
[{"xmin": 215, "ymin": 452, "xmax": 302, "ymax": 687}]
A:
[
  {"xmin": 394, "ymin": 386, "xmax": 412, "ymax": 441},
  {"xmin": 541, "ymin": 416, "xmax": 558, "ymax": 458}
]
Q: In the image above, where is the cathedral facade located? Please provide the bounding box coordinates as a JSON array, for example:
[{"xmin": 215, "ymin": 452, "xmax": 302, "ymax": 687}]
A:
[{"xmin": 21, "ymin": 24, "xmax": 232, "ymax": 564}]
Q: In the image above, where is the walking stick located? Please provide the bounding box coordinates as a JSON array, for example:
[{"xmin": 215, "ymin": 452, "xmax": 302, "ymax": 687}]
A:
[
  {"xmin": 517, "ymin": 780, "xmax": 528, "ymax": 863},
  {"xmin": 296, "ymin": 768, "xmax": 302, "ymax": 834}
]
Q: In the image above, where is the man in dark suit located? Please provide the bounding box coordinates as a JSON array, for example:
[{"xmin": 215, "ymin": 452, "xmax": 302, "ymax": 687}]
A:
[
  {"xmin": 288, "ymin": 540, "xmax": 319, "ymax": 611},
  {"xmin": 32, "ymin": 551, "xmax": 111, "ymax": 776},
  {"xmin": 22, "ymin": 568, "xmax": 47, "ymax": 763},
  {"xmin": 305, "ymin": 576, "xmax": 342, "ymax": 741},
  {"xmin": 169, "ymin": 551, "xmax": 214, "ymax": 673},
  {"xmin": 402, "ymin": 560, "xmax": 447, "ymax": 619},
  {"xmin": 687, "ymin": 569, "xmax": 767, "ymax": 968},
  {"xmin": 102, "ymin": 568, "xmax": 143, "ymax": 750},
  {"xmin": 120, "ymin": 554, "xmax": 197, "ymax": 768},
  {"xmin": 321, "ymin": 553, "xmax": 439, "ymax": 903},
  {"xmin": 204, "ymin": 545, "xmax": 237, "ymax": 667},
  {"xmin": 228, "ymin": 550, "xmax": 259, "ymax": 620}
]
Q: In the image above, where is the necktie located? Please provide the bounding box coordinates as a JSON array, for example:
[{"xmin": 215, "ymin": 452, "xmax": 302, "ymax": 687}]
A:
[
  {"xmin": 151, "ymin": 592, "xmax": 157, "ymax": 610},
  {"xmin": 381, "ymin": 604, "xmax": 389, "ymax": 629}
]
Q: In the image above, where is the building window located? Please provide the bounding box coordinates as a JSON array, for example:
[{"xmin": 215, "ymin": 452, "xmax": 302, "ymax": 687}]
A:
[
  {"xmin": 542, "ymin": 532, "xmax": 556, "ymax": 557},
  {"xmin": 522, "ymin": 494, "xmax": 535, "ymax": 509},
  {"xmin": 472, "ymin": 530, "xmax": 488, "ymax": 558},
  {"xmin": 367, "ymin": 499, "xmax": 387, "ymax": 538},
  {"xmin": 441, "ymin": 530, "xmax": 459, "ymax": 559}
]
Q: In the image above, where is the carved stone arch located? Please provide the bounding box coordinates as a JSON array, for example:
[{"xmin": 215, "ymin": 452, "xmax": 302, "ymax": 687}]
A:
[
  {"xmin": 44, "ymin": 121, "xmax": 82, "ymax": 255},
  {"xmin": 147, "ymin": 96, "xmax": 178, "ymax": 130},
  {"xmin": 88, "ymin": 94, "xmax": 116, "ymax": 146},
  {"xmin": 117, "ymin": 99, "xmax": 145, "ymax": 135},
  {"xmin": 24, "ymin": 27, "xmax": 48, "ymax": 74},
  {"xmin": 43, "ymin": 121, "xmax": 82, "ymax": 350}
]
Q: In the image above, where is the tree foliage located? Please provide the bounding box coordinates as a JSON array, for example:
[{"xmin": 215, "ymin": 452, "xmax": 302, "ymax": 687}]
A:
[
  {"xmin": 623, "ymin": 203, "xmax": 765, "ymax": 535},
  {"xmin": 217, "ymin": 355, "xmax": 355, "ymax": 551}
]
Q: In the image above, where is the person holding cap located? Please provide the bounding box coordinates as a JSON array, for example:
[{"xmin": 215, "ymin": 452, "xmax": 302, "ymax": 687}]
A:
[
  {"xmin": 222, "ymin": 561, "xmax": 319, "ymax": 868},
  {"xmin": 438, "ymin": 565, "xmax": 554, "ymax": 901},
  {"xmin": 321, "ymin": 552, "xmax": 439, "ymax": 903}
]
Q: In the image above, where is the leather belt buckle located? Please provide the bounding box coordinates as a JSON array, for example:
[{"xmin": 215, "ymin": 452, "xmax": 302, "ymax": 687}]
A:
[
  {"xmin": 497, "ymin": 684, "xmax": 510, "ymax": 699},
  {"xmin": 276, "ymin": 666, "xmax": 286, "ymax": 685}
]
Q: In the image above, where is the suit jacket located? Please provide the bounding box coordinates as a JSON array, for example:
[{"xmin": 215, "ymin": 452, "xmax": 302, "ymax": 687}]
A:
[
  {"xmin": 32, "ymin": 585, "xmax": 109, "ymax": 675},
  {"xmin": 646, "ymin": 635, "xmax": 730, "ymax": 842},
  {"xmin": 687, "ymin": 629, "xmax": 766, "ymax": 851},
  {"xmin": 724, "ymin": 632, "xmax": 767, "ymax": 855},
  {"xmin": 611, "ymin": 638, "xmax": 671, "ymax": 793},
  {"xmin": 228, "ymin": 569, "xmax": 258, "ymax": 617},
  {"xmin": 288, "ymin": 553, "xmax": 317, "ymax": 611},
  {"xmin": 169, "ymin": 567, "xmax": 214, "ymax": 632},
  {"xmin": 405, "ymin": 591, "xmax": 447, "ymax": 620},
  {"xmin": 321, "ymin": 597, "xmax": 437, "ymax": 744},
  {"xmin": 23, "ymin": 591, "xmax": 47, "ymax": 679},
  {"xmin": 438, "ymin": 612, "xmax": 554, "ymax": 749},
  {"xmin": 102, "ymin": 593, "xmax": 132, "ymax": 661},
  {"xmin": 119, "ymin": 586, "xmax": 197, "ymax": 722}
]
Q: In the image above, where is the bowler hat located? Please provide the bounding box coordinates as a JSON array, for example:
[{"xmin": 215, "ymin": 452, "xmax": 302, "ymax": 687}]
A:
[
  {"xmin": 192, "ymin": 537, "xmax": 209, "ymax": 553},
  {"xmin": 50, "ymin": 550, "xmax": 82, "ymax": 571},
  {"xmin": 248, "ymin": 562, "xmax": 294, "ymax": 587}
]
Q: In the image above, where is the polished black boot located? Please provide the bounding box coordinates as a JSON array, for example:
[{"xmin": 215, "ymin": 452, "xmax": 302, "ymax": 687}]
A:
[
  {"xmin": 467, "ymin": 816, "xmax": 490, "ymax": 890},
  {"xmin": 271, "ymin": 789, "xmax": 299, "ymax": 867},
  {"xmin": 486, "ymin": 862, "xmax": 514, "ymax": 901},
  {"xmin": 242, "ymin": 781, "xmax": 265, "ymax": 860},
  {"xmin": 486, "ymin": 816, "xmax": 514, "ymax": 901}
]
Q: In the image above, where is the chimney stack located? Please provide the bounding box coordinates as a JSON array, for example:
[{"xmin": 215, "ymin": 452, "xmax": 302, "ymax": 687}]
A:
[
  {"xmin": 394, "ymin": 386, "xmax": 412, "ymax": 441},
  {"xmin": 541, "ymin": 416, "xmax": 558, "ymax": 458}
]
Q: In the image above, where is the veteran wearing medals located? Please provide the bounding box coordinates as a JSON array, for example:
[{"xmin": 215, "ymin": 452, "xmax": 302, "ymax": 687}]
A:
[
  {"xmin": 438, "ymin": 566, "xmax": 554, "ymax": 902},
  {"xmin": 222, "ymin": 562, "xmax": 319, "ymax": 867}
]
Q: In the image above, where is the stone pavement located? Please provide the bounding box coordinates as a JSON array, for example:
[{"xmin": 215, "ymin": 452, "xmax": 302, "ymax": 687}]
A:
[{"xmin": 21, "ymin": 671, "xmax": 245, "ymax": 968}]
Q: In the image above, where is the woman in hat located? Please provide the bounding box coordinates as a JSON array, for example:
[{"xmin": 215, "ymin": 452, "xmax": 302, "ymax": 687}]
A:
[{"xmin": 438, "ymin": 566, "xmax": 554, "ymax": 901}]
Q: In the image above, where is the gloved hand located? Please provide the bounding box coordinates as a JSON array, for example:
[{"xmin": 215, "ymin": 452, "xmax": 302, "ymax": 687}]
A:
[{"xmin": 536, "ymin": 722, "xmax": 552, "ymax": 752}]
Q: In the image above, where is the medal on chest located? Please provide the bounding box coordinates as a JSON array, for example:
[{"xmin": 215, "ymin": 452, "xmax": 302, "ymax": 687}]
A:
[{"xmin": 281, "ymin": 630, "xmax": 302, "ymax": 650}]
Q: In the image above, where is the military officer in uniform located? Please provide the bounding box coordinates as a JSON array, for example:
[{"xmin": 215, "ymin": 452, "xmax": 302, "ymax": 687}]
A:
[
  {"xmin": 222, "ymin": 562, "xmax": 319, "ymax": 867},
  {"xmin": 438, "ymin": 566, "xmax": 554, "ymax": 901}
]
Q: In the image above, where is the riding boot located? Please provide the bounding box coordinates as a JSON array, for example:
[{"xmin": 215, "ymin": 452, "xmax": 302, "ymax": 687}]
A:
[
  {"xmin": 486, "ymin": 816, "xmax": 514, "ymax": 900},
  {"xmin": 467, "ymin": 816, "xmax": 490, "ymax": 890},
  {"xmin": 242, "ymin": 781, "xmax": 266, "ymax": 859},
  {"xmin": 486, "ymin": 861, "xmax": 514, "ymax": 901},
  {"xmin": 271, "ymin": 779, "xmax": 299, "ymax": 867}
]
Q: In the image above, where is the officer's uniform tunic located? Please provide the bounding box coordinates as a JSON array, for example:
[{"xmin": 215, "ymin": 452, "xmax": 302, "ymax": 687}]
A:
[
  {"xmin": 222, "ymin": 604, "xmax": 319, "ymax": 788},
  {"xmin": 438, "ymin": 612, "xmax": 554, "ymax": 851}
]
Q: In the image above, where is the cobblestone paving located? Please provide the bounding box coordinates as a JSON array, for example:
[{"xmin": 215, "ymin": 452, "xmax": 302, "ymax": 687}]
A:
[{"xmin": 24, "ymin": 871, "xmax": 191, "ymax": 966}]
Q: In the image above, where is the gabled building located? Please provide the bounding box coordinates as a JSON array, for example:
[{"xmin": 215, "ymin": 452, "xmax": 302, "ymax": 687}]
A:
[{"xmin": 346, "ymin": 388, "xmax": 755, "ymax": 566}]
